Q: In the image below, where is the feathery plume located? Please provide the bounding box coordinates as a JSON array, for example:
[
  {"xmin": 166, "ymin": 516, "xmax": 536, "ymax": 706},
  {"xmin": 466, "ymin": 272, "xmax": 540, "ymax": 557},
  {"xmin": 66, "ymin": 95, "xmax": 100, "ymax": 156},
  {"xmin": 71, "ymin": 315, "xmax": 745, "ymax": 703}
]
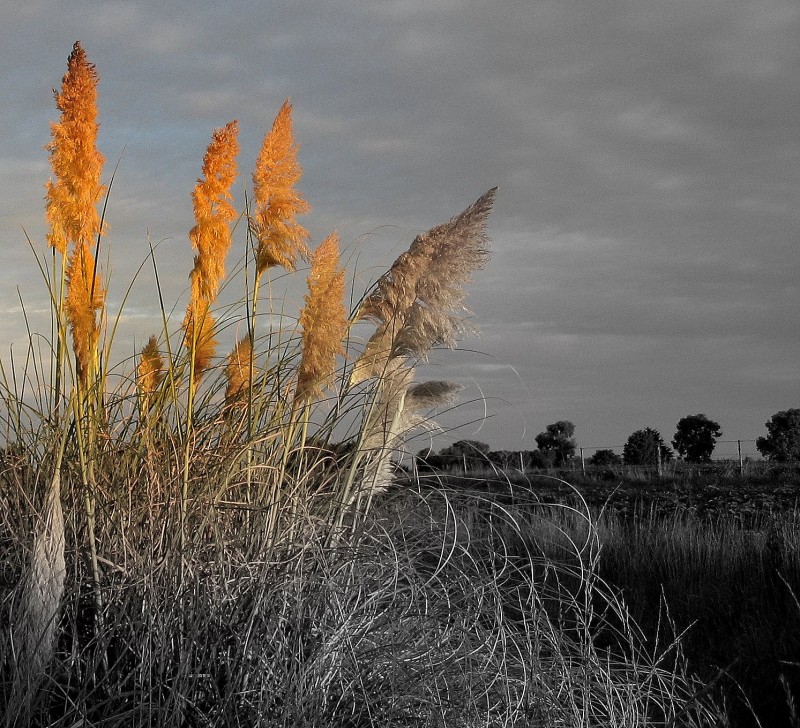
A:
[
  {"xmin": 45, "ymin": 41, "xmax": 105, "ymax": 254},
  {"xmin": 188, "ymin": 120, "xmax": 240, "ymax": 301},
  {"xmin": 251, "ymin": 100, "xmax": 310, "ymax": 274},
  {"xmin": 137, "ymin": 335, "xmax": 164, "ymax": 405},
  {"xmin": 65, "ymin": 240, "xmax": 105, "ymax": 387},
  {"xmin": 184, "ymin": 288, "xmax": 217, "ymax": 380},
  {"xmin": 295, "ymin": 233, "xmax": 347, "ymax": 403},
  {"xmin": 225, "ymin": 336, "xmax": 253, "ymax": 406},
  {"xmin": 183, "ymin": 121, "xmax": 239, "ymax": 381},
  {"xmin": 351, "ymin": 188, "xmax": 495, "ymax": 384}
]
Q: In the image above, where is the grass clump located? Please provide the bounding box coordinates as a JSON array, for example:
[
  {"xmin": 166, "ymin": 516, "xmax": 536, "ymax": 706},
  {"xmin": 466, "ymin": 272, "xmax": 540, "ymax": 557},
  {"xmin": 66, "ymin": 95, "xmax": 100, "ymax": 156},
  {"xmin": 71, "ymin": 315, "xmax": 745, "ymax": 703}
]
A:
[{"xmin": 0, "ymin": 42, "xmax": 718, "ymax": 726}]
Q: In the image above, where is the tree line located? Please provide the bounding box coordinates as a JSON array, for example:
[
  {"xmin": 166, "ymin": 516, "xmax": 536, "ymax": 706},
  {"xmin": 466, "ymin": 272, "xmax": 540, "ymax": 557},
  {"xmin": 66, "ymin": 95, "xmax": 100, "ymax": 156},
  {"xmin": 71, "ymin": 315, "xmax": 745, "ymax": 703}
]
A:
[{"xmin": 416, "ymin": 408, "xmax": 800, "ymax": 472}]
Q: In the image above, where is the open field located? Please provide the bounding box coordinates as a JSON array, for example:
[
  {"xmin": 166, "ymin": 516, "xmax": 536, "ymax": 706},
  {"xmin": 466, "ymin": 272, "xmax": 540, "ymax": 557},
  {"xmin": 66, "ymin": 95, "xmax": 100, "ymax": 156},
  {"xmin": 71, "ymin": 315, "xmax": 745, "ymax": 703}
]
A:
[{"xmin": 411, "ymin": 469, "xmax": 800, "ymax": 728}]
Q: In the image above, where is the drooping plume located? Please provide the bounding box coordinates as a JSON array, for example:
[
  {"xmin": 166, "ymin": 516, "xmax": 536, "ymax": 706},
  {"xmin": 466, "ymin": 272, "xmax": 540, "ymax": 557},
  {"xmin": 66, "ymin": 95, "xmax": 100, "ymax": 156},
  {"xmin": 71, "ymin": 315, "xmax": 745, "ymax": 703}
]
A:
[
  {"xmin": 351, "ymin": 188, "xmax": 495, "ymax": 384},
  {"xmin": 251, "ymin": 100, "xmax": 310, "ymax": 274},
  {"xmin": 183, "ymin": 120, "xmax": 239, "ymax": 381},
  {"xmin": 295, "ymin": 233, "xmax": 347, "ymax": 403},
  {"xmin": 360, "ymin": 367, "xmax": 462, "ymax": 495}
]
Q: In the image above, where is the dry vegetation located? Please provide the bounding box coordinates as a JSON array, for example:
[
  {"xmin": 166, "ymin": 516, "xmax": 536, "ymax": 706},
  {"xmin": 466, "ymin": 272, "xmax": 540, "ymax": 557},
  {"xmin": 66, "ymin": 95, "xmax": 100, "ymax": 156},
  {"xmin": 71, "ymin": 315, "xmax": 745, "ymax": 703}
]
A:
[{"xmin": 0, "ymin": 42, "xmax": 722, "ymax": 727}]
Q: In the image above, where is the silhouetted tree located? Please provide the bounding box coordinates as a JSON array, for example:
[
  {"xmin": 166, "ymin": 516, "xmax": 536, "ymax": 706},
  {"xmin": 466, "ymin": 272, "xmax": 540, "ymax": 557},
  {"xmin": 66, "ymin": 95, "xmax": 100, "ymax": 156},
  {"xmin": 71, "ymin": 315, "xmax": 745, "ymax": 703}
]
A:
[
  {"xmin": 623, "ymin": 428, "xmax": 673, "ymax": 466},
  {"xmin": 672, "ymin": 414, "xmax": 722, "ymax": 463},
  {"xmin": 535, "ymin": 421, "xmax": 576, "ymax": 466},
  {"xmin": 589, "ymin": 449, "xmax": 622, "ymax": 467},
  {"xmin": 757, "ymin": 409, "xmax": 800, "ymax": 462},
  {"xmin": 439, "ymin": 440, "xmax": 490, "ymax": 458}
]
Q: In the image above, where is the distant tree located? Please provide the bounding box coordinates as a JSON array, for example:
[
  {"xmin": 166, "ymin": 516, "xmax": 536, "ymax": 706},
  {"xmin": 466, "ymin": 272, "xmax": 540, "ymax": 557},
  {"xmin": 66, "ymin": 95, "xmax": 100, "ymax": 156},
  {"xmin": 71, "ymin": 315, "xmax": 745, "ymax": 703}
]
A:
[
  {"xmin": 588, "ymin": 449, "xmax": 622, "ymax": 467},
  {"xmin": 757, "ymin": 409, "xmax": 800, "ymax": 462},
  {"xmin": 534, "ymin": 421, "xmax": 576, "ymax": 465},
  {"xmin": 623, "ymin": 428, "xmax": 673, "ymax": 466},
  {"xmin": 439, "ymin": 440, "xmax": 490, "ymax": 458},
  {"xmin": 528, "ymin": 449, "xmax": 553, "ymax": 469},
  {"xmin": 436, "ymin": 440, "xmax": 491, "ymax": 471},
  {"xmin": 488, "ymin": 450, "xmax": 516, "ymax": 469},
  {"xmin": 672, "ymin": 414, "xmax": 722, "ymax": 463}
]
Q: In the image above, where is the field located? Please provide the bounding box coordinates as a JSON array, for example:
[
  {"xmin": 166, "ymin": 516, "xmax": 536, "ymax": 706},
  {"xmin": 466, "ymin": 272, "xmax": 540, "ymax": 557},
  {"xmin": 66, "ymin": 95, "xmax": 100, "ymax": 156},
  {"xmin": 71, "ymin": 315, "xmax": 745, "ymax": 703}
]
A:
[{"xmin": 413, "ymin": 467, "xmax": 800, "ymax": 728}]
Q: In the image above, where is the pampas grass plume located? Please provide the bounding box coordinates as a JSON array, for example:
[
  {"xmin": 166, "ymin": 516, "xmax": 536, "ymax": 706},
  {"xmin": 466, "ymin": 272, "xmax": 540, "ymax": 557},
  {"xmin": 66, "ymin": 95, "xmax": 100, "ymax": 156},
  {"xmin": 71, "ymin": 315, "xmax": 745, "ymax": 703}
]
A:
[
  {"xmin": 137, "ymin": 335, "xmax": 164, "ymax": 402},
  {"xmin": 295, "ymin": 232, "xmax": 347, "ymax": 403},
  {"xmin": 183, "ymin": 121, "xmax": 239, "ymax": 380},
  {"xmin": 351, "ymin": 188, "xmax": 495, "ymax": 384},
  {"xmin": 45, "ymin": 41, "xmax": 105, "ymax": 254},
  {"xmin": 225, "ymin": 335, "xmax": 253, "ymax": 406},
  {"xmin": 251, "ymin": 100, "xmax": 310, "ymax": 274},
  {"xmin": 65, "ymin": 240, "xmax": 105, "ymax": 388}
]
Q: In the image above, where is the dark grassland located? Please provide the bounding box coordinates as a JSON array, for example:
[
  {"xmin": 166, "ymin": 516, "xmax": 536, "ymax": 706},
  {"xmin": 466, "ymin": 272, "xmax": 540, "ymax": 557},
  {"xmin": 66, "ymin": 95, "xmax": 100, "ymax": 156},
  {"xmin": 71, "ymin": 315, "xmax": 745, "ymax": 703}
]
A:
[{"xmin": 415, "ymin": 466, "xmax": 800, "ymax": 728}]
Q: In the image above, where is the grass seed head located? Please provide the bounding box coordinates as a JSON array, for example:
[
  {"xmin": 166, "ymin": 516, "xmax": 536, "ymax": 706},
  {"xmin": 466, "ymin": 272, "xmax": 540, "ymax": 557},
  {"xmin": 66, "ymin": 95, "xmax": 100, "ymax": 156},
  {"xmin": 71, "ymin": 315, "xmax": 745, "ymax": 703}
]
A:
[
  {"xmin": 137, "ymin": 335, "xmax": 164, "ymax": 402},
  {"xmin": 65, "ymin": 241, "xmax": 104, "ymax": 387},
  {"xmin": 225, "ymin": 335, "xmax": 253, "ymax": 406},
  {"xmin": 295, "ymin": 232, "xmax": 347, "ymax": 403},
  {"xmin": 45, "ymin": 41, "xmax": 106, "ymax": 254},
  {"xmin": 352, "ymin": 188, "xmax": 495, "ymax": 383},
  {"xmin": 252, "ymin": 100, "xmax": 310, "ymax": 274}
]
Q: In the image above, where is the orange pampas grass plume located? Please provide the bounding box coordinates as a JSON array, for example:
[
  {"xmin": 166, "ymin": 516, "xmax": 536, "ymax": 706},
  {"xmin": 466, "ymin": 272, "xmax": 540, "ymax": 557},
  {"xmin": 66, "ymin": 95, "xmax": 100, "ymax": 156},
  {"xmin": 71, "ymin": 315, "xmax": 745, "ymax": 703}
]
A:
[
  {"xmin": 65, "ymin": 242, "xmax": 105, "ymax": 386},
  {"xmin": 225, "ymin": 336, "xmax": 253, "ymax": 406},
  {"xmin": 45, "ymin": 42, "xmax": 107, "ymax": 389},
  {"xmin": 137, "ymin": 335, "xmax": 164, "ymax": 407},
  {"xmin": 45, "ymin": 41, "xmax": 105, "ymax": 255},
  {"xmin": 183, "ymin": 120, "xmax": 239, "ymax": 382},
  {"xmin": 251, "ymin": 100, "xmax": 310, "ymax": 274},
  {"xmin": 295, "ymin": 233, "xmax": 347, "ymax": 403}
]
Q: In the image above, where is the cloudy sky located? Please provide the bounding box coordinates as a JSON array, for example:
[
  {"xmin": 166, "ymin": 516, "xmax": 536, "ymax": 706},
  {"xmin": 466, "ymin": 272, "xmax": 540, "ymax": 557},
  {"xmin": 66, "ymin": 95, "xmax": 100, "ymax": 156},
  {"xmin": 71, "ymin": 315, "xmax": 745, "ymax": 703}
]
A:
[{"xmin": 1, "ymin": 0, "xmax": 797, "ymax": 457}]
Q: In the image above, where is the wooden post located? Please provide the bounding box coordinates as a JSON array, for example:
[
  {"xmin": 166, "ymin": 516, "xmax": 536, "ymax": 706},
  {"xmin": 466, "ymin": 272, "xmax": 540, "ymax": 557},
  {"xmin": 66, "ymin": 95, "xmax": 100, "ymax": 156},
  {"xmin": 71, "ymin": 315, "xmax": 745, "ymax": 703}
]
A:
[
  {"xmin": 463, "ymin": 453, "xmax": 468, "ymax": 475},
  {"xmin": 580, "ymin": 447, "xmax": 586, "ymax": 476},
  {"xmin": 738, "ymin": 440, "xmax": 743, "ymax": 476},
  {"xmin": 519, "ymin": 451, "xmax": 524, "ymax": 474}
]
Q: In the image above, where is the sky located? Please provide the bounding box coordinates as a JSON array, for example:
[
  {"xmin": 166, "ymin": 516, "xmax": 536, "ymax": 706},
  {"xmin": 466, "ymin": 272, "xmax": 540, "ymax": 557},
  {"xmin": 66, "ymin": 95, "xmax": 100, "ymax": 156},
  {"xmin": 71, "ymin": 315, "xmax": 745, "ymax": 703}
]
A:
[{"xmin": 1, "ymin": 0, "xmax": 797, "ymax": 458}]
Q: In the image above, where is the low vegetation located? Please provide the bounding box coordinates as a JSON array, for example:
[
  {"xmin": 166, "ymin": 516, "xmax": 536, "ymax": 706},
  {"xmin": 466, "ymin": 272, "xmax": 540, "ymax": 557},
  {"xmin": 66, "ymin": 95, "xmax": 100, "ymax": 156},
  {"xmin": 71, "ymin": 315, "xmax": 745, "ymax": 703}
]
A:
[{"xmin": 415, "ymin": 469, "xmax": 800, "ymax": 728}]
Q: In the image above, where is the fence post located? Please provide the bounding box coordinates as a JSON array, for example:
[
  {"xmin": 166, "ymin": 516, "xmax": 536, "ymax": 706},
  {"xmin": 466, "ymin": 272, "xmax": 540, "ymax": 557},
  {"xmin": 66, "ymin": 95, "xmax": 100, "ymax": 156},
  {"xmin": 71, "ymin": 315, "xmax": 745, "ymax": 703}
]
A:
[
  {"xmin": 463, "ymin": 453, "xmax": 468, "ymax": 475},
  {"xmin": 580, "ymin": 447, "xmax": 586, "ymax": 476},
  {"xmin": 657, "ymin": 449, "xmax": 663, "ymax": 478},
  {"xmin": 519, "ymin": 451, "xmax": 524, "ymax": 474},
  {"xmin": 738, "ymin": 440, "xmax": 743, "ymax": 476}
]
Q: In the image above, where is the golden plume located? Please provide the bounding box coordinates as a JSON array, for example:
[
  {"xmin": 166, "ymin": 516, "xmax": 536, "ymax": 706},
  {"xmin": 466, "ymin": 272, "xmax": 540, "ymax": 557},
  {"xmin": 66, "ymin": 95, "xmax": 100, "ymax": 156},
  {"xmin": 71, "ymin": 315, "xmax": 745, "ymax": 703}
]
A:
[
  {"xmin": 45, "ymin": 42, "xmax": 107, "ymax": 388},
  {"xmin": 65, "ymin": 240, "xmax": 104, "ymax": 388},
  {"xmin": 45, "ymin": 41, "xmax": 105, "ymax": 255},
  {"xmin": 137, "ymin": 335, "xmax": 164, "ymax": 406},
  {"xmin": 183, "ymin": 120, "xmax": 239, "ymax": 381},
  {"xmin": 295, "ymin": 233, "xmax": 347, "ymax": 403},
  {"xmin": 251, "ymin": 100, "xmax": 310, "ymax": 274},
  {"xmin": 225, "ymin": 336, "xmax": 253, "ymax": 406}
]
